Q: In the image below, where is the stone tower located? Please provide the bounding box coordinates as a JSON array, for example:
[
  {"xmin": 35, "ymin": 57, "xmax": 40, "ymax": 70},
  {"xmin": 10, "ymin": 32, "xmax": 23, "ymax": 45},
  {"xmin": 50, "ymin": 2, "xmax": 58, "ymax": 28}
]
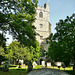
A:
[{"xmin": 33, "ymin": 3, "xmax": 51, "ymax": 51}]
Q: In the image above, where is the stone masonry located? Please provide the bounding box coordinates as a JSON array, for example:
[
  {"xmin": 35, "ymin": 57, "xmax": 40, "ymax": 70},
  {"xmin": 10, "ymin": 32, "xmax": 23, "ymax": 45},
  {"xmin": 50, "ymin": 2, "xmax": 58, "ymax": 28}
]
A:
[{"xmin": 33, "ymin": 3, "xmax": 51, "ymax": 51}]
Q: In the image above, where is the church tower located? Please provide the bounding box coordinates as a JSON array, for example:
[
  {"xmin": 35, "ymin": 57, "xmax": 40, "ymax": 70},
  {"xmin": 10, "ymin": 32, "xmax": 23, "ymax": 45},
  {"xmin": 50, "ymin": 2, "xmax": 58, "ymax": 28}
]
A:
[{"xmin": 33, "ymin": 3, "xmax": 51, "ymax": 51}]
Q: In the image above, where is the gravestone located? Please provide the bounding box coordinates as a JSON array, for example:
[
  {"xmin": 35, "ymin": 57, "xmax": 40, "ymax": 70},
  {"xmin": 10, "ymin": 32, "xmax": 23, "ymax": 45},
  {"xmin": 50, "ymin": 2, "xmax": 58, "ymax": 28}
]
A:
[
  {"xmin": 41, "ymin": 61, "xmax": 45, "ymax": 68},
  {"xmin": 21, "ymin": 64, "xmax": 25, "ymax": 68},
  {"xmin": 56, "ymin": 62, "xmax": 62, "ymax": 68},
  {"xmin": 32, "ymin": 61, "xmax": 37, "ymax": 68},
  {"xmin": 47, "ymin": 62, "xmax": 51, "ymax": 67},
  {"xmin": 3, "ymin": 62, "xmax": 9, "ymax": 72},
  {"xmin": 19, "ymin": 60, "xmax": 24, "ymax": 68},
  {"xmin": 19, "ymin": 60, "xmax": 24, "ymax": 65},
  {"xmin": 56, "ymin": 62, "xmax": 62, "ymax": 66}
]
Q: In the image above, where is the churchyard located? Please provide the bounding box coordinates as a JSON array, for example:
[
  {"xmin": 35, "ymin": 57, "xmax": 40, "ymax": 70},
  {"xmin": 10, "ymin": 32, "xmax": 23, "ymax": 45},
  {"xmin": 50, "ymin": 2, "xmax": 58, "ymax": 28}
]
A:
[
  {"xmin": 0, "ymin": 63, "xmax": 73, "ymax": 75},
  {"xmin": 0, "ymin": 0, "xmax": 75, "ymax": 75}
]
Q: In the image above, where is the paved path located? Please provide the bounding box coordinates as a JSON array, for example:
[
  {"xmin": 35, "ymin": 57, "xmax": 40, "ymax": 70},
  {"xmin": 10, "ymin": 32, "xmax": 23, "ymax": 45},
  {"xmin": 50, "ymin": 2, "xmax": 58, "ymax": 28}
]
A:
[{"xmin": 28, "ymin": 68, "xmax": 69, "ymax": 75}]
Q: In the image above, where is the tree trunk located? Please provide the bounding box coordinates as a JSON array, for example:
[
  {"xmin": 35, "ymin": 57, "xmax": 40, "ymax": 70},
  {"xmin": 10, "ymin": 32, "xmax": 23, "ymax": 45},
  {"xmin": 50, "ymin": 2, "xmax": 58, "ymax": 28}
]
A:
[
  {"xmin": 28, "ymin": 61, "xmax": 33, "ymax": 72},
  {"xmin": 73, "ymin": 59, "xmax": 75, "ymax": 75},
  {"xmin": 14, "ymin": 60, "xmax": 19, "ymax": 65},
  {"xmin": 73, "ymin": 43, "xmax": 75, "ymax": 75},
  {"xmin": 0, "ymin": 62, "xmax": 1, "ymax": 66}
]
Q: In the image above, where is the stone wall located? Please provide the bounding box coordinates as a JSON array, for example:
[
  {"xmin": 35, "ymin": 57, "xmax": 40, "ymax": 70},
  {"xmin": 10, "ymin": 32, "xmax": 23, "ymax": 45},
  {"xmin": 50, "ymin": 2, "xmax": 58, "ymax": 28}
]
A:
[{"xmin": 33, "ymin": 3, "xmax": 51, "ymax": 51}]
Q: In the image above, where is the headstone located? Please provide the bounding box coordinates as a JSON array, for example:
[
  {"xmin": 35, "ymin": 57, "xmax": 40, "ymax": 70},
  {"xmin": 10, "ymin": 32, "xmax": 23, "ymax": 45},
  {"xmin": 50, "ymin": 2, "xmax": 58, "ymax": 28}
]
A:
[
  {"xmin": 42, "ymin": 61, "xmax": 45, "ymax": 68},
  {"xmin": 56, "ymin": 62, "xmax": 62, "ymax": 69},
  {"xmin": 32, "ymin": 61, "xmax": 37, "ymax": 68},
  {"xmin": 21, "ymin": 64, "xmax": 25, "ymax": 68},
  {"xmin": 19, "ymin": 60, "xmax": 24, "ymax": 68},
  {"xmin": 19, "ymin": 60, "xmax": 24, "ymax": 65},
  {"xmin": 47, "ymin": 62, "xmax": 51, "ymax": 67},
  {"xmin": 3, "ymin": 62, "xmax": 9, "ymax": 72},
  {"xmin": 56, "ymin": 62, "xmax": 62, "ymax": 67}
]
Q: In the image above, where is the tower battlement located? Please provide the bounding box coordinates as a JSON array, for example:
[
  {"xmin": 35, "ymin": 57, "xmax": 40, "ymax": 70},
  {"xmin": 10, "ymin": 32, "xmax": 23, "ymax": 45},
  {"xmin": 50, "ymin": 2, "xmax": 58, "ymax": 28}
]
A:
[{"xmin": 37, "ymin": 3, "xmax": 49, "ymax": 12}]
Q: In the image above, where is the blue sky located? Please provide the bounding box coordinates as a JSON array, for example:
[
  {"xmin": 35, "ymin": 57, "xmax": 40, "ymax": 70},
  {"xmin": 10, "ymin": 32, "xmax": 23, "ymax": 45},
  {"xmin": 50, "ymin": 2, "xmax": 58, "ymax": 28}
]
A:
[{"xmin": 38, "ymin": 0, "xmax": 75, "ymax": 34}]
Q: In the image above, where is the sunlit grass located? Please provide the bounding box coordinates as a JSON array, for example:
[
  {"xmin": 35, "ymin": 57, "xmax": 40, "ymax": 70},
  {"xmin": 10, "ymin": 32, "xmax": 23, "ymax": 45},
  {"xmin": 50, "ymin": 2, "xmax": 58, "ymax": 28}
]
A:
[
  {"xmin": 9, "ymin": 65, "xmax": 28, "ymax": 69},
  {"xmin": 33, "ymin": 65, "xmax": 42, "ymax": 69},
  {"xmin": 49, "ymin": 66, "xmax": 73, "ymax": 70},
  {"xmin": 0, "ymin": 65, "xmax": 28, "ymax": 75},
  {"xmin": 0, "ymin": 69, "xmax": 28, "ymax": 75},
  {"xmin": 47, "ymin": 66, "xmax": 73, "ymax": 75},
  {"xmin": 0, "ymin": 65, "xmax": 73, "ymax": 75}
]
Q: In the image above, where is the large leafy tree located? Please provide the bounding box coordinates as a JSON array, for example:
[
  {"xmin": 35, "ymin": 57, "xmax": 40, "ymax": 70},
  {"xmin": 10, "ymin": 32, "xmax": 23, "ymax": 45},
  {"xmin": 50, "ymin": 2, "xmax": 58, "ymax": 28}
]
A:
[
  {"xmin": 0, "ymin": 34, "xmax": 6, "ymax": 65},
  {"xmin": 48, "ymin": 39, "xmax": 71, "ymax": 66},
  {"xmin": 6, "ymin": 41, "xmax": 32, "ymax": 64},
  {"xmin": 6, "ymin": 41, "xmax": 41, "ymax": 64},
  {"xmin": 0, "ymin": 0, "xmax": 38, "ymax": 46},
  {"xmin": 0, "ymin": 47, "xmax": 5, "ymax": 66},
  {"xmin": 0, "ymin": 0, "xmax": 38, "ymax": 66},
  {"xmin": 30, "ymin": 41, "xmax": 41, "ymax": 62},
  {"xmin": 47, "ymin": 14, "xmax": 75, "ymax": 74}
]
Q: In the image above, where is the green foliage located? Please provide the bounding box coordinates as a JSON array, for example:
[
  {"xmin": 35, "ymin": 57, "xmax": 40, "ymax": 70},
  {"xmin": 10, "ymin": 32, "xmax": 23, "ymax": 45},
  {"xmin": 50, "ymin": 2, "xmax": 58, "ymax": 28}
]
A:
[
  {"xmin": 0, "ymin": 0, "xmax": 38, "ymax": 47},
  {"xmin": 40, "ymin": 48, "xmax": 47, "ymax": 57},
  {"xmin": 0, "ymin": 68, "xmax": 28, "ymax": 75},
  {"xmin": 0, "ymin": 34, "xmax": 6, "ymax": 51},
  {"xmin": 6, "ymin": 40, "xmax": 41, "ymax": 63},
  {"xmin": 6, "ymin": 41, "xmax": 32, "ymax": 61},
  {"xmin": 47, "ymin": 13, "xmax": 75, "ymax": 67},
  {"xmin": 30, "ymin": 41, "xmax": 41, "ymax": 62},
  {"xmin": 0, "ymin": 47, "xmax": 5, "ymax": 63},
  {"xmin": 33, "ymin": 65, "xmax": 42, "ymax": 69},
  {"xmin": 0, "ymin": 0, "xmax": 38, "ymax": 66}
]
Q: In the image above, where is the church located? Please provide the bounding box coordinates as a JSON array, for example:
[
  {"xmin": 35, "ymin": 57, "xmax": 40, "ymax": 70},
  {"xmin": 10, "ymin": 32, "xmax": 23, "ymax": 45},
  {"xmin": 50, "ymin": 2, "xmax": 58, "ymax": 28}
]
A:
[
  {"xmin": 33, "ymin": 3, "xmax": 52, "ymax": 65},
  {"xmin": 33, "ymin": 3, "xmax": 51, "ymax": 51}
]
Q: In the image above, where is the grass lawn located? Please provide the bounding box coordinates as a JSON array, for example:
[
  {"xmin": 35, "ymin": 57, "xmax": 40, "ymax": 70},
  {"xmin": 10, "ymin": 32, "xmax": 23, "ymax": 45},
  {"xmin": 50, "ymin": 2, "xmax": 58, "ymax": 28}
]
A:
[
  {"xmin": 0, "ymin": 65, "xmax": 28, "ymax": 75},
  {"xmin": 50, "ymin": 66, "xmax": 73, "ymax": 75},
  {"xmin": 0, "ymin": 69, "xmax": 28, "ymax": 75},
  {"xmin": 0, "ymin": 65, "xmax": 73, "ymax": 75}
]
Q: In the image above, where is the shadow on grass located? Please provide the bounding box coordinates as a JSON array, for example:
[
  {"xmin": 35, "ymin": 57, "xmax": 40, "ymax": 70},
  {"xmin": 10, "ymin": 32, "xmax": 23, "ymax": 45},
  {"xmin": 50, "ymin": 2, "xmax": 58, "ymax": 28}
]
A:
[
  {"xmin": 0, "ymin": 68, "xmax": 28, "ymax": 75},
  {"xmin": 9, "ymin": 65, "xmax": 17, "ymax": 67},
  {"xmin": 10, "ymin": 68, "xmax": 27, "ymax": 71},
  {"xmin": 64, "ymin": 70, "xmax": 73, "ymax": 75}
]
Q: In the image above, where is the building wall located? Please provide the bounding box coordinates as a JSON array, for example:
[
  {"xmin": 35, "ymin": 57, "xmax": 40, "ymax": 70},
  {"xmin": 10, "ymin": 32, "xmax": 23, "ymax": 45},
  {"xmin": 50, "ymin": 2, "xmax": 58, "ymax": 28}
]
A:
[{"xmin": 33, "ymin": 3, "xmax": 51, "ymax": 50}]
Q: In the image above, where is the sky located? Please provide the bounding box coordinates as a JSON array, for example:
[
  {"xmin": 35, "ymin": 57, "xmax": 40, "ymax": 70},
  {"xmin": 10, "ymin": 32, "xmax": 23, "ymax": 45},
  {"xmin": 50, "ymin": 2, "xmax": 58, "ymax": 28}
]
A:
[
  {"xmin": 38, "ymin": 0, "xmax": 75, "ymax": 34},
  {"xmin": 6, "ymin": 0, "xmax": 75, "ymax": 44}
]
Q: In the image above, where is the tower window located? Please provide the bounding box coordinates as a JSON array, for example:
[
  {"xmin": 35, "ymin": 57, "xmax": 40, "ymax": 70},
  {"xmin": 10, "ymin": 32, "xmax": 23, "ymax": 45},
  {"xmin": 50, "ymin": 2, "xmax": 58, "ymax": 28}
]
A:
[
  {"xmin": 39, "ymin": 12, "xmax": 43, "ymax": 18},
  {"xmin": 40, "ymin": 24, "xmax": 43, "ymax": 28},
  {"xmin": 40, "ymin": 36, "xmax": 43, "ymax": 40}
]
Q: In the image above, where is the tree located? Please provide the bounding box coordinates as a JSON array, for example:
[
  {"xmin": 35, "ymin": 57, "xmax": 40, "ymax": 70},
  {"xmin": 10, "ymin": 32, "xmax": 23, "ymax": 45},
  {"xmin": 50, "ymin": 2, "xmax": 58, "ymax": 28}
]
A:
[
  {"xmin": 0, "ymin": 47, "xmax": 5, "ymax": 66},
  {"xmin": 27, "ymin": 41, "xmax": 41, "ymax": 72},
  {"xmin": 0, "ymin": 0, "xmax": 38, "ymax": 47},
  {"xmin": 6, "ymin": 41, "xmax": 32, "ymax": 64},
  {"xmin": 29, "ymin": 41, "xmax": 41, "ymax": 62},
  {"xmin": 0, "ymin": 33, "xmax": 6, "ymax": 66},
  {"xmin": 0, "ymin": 0, "xmax": 38, "ymax": 69},
  {"xmin": 48, "ymin": 40, "xmax": 71, "ymax": 66},
  {"xmin": 6, "ymin": 40, "xmax": 41, "ymax": 71},
  {"xmin": 47, "ymin": 14, "xmax": 75, "ymax": 74}
]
